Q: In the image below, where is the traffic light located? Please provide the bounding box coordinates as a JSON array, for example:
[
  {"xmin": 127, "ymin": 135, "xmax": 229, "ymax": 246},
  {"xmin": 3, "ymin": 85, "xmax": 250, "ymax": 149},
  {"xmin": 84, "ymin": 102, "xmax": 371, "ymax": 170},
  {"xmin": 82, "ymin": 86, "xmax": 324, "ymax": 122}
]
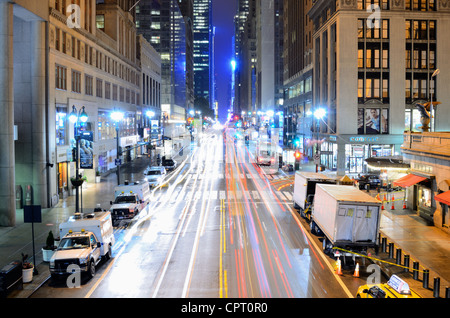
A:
[{"xmin": 294, "ymin": 151, "xmax": 302, "ymax": 171}]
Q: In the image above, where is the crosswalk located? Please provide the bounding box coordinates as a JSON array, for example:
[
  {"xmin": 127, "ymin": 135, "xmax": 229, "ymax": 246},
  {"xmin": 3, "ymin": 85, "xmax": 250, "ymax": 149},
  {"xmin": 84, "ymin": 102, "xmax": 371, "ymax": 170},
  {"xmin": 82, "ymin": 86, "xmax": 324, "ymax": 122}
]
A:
[
  {"xmin": 171, "ymin": 189, "xmax": 293, "ymax": 204},
  {"xmin": 190, "ymin": 170, "xmax": 293, "ymax": 181}
]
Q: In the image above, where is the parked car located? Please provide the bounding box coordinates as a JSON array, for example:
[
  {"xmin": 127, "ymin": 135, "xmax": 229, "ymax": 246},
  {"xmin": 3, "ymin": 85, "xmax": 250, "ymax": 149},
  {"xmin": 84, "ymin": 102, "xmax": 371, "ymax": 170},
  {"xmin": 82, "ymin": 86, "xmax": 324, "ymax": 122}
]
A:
[
  {"xmin": 355, "ymin": 174, "xmax": 382, "ymax": 190},
  {"xmin": 144, "ymin": 166, "xmax": 167, "ymax": 187},
  {"xmin": 162, "ymin": 157, "xmax": 177, "ymax": 172}
]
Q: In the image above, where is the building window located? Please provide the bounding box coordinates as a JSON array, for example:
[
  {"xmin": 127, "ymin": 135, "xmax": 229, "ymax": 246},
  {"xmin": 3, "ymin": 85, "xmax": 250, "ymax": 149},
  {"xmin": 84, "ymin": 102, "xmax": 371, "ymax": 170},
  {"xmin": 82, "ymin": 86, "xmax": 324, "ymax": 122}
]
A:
[
  {"xmin": 55, "ymin": 28, "xmax": 60, "ymax": 51},
  {"xmin": 72, "ymin": 70, "xmax": 81, "ymax": 93},
  {"xmin": 56, "ymin": 106, "xmax": 67, "ymax": 146},
  {"xmin": 96, "ymin": 78, "xmax": 103, "ymax": 98},
  {"xmin": 96, "ymin": 14, "xmax": 105, "ymax": 31},
  {"xmin": 105, "ymin": 82, "xmax": 111, "ymax": 99},
  {"xmin": 112, "ymin": 84, "xmax": 118, "ymax": 101},
  {"xmin": 358, "ymin": 108, "xmax": 389, "ymax": 134},
  {"xmin": 55, "ymin": 65, "xmax": 67, "ymax": 90},
  {"xmin": 85, "ymin": 75, "xmax": 93, "ymax": 96},
  {"xmin": 62, "ymin": 32, "xmax": 66, "ymax": 54},
  {"xmin": 408, "ymin": 0, "xmax": 436, "ymax": 11},
  {"xmin": 98, "ymin": 110, "xmax": 116, "ymax": 141}
]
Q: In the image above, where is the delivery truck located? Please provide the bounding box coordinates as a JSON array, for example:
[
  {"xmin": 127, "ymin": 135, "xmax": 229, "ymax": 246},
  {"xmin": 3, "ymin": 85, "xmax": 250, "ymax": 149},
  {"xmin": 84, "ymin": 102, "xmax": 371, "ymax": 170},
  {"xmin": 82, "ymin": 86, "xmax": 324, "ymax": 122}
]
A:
[
  {"xmin": 110, "ymin": 180, "xmax": 151, "ymax": 223},
  {"xmin": 293, "ymin": 171, "xmax": 337, "ymax": 220},
  {"xmin": 49, "ymin": 211, "xmax": 115, "ymax": 280},
  {"xmin": 310, "ymin": 184, "xmax": 381, "ymax": 258}
]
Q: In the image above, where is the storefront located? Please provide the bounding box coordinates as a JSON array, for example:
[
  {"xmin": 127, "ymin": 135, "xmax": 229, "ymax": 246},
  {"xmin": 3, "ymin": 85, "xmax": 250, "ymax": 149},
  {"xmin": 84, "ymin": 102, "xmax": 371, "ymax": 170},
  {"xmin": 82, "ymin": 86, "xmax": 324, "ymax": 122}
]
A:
[{"xmin": 394, "ymin": 172, "xmax": 436, "ymax": 222}]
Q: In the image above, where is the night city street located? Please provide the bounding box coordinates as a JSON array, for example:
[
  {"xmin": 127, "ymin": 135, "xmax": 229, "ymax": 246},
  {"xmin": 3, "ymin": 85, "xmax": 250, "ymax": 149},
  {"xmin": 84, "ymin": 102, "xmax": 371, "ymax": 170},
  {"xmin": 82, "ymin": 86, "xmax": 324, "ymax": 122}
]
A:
[{"xmin": 0, "ymin": 0, "xmax": 450, "ymax": 309}]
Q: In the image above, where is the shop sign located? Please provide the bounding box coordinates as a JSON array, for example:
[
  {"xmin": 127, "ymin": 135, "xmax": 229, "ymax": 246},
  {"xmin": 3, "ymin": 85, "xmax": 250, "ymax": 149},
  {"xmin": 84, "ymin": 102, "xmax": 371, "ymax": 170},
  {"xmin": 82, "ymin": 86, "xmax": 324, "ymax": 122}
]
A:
[
  {"xmin": 349, "ymin": 136, "xmax": 379, "ymax": 142},
  {"xmin": 79, "ymin": 131, "xmax": 94, "ymax": 169}
]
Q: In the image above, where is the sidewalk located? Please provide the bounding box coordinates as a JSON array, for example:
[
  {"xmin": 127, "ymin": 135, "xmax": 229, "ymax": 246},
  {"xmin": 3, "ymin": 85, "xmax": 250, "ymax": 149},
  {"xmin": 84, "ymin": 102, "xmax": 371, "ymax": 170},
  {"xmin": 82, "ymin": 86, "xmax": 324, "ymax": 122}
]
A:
[{"xmin": 0, "ymin": 135, "xmax": 194, "ymax": 298}]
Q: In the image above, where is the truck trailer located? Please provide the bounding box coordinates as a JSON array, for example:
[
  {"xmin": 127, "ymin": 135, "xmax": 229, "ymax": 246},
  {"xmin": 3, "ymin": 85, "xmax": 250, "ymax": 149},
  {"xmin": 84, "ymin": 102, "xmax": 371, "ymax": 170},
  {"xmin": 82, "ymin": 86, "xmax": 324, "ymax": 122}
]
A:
[
  {"xmin": 310, "ymin": 184, "xmax": 381, "ymax": 258},
  {"xmin": 293, "ymin": 171, "xmax": 337, "ymax": 220}
]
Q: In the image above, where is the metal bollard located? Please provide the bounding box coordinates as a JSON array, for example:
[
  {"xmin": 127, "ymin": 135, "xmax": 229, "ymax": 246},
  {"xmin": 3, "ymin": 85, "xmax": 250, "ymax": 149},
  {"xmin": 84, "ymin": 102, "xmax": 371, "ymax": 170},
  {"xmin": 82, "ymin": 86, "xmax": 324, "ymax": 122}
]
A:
[
  {"xmin": 445, "ymin": 287, "xmax": 450, "ymax": 299},
  {"xmin": 413, "ymin": 262, "xmax": 419, "ymax": 280},
  {"xmin": 389, "ymin": 242, "xmax": 394, "ymax": 258},
  {"xmin": 396, "ymin": 248, "xmax": 402, "ymax": 265},
  {"xmin": 423, "ymin": 269, "xmax": 430, "ymax": 289},
  {"xmin": 404, "ymin": 255, "xmax": 410, "ymax": 272},
  {"xmin": 433, "ymin": 277, "xmax": 440, "ymax": 298},
  {"xmin": 381, "ymin": 237, "xmax": 387, "ymax": 253}
]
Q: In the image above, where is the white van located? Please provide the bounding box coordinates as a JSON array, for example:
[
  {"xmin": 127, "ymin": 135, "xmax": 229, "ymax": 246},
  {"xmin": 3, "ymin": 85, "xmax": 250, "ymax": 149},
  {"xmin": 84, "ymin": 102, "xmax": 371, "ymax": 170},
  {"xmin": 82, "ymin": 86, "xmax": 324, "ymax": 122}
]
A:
[
  {"xmin": 110, "ymin": 180, "xmax": 151, "ymax": 222},
  {"xmin": 50, "ymin": 211, "xmax": 115, "ymax": 279}
]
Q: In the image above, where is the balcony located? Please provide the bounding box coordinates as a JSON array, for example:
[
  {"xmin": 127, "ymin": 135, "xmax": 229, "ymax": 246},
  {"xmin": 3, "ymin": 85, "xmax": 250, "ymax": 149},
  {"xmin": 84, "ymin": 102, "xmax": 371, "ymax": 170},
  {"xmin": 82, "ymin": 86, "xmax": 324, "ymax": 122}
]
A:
[{"xmin": 402, "ymin": 131, "xmax": 450, "ymax": 159}]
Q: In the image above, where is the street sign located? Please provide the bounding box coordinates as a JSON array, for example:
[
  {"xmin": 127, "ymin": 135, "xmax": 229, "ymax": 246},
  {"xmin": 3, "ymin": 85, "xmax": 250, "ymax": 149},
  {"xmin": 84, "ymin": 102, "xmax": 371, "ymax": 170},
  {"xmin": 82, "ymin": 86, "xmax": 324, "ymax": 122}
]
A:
[
  {"xmin": 115, "ymin": 158, "xmax": 122, "ymax": 166},
  {"xmin": 314, "ymin": 153, "xmax": 320, "ymax": 165},
  {"xmin": 23, "ymin": 205, "xmax": 42, "ymax": 223}
]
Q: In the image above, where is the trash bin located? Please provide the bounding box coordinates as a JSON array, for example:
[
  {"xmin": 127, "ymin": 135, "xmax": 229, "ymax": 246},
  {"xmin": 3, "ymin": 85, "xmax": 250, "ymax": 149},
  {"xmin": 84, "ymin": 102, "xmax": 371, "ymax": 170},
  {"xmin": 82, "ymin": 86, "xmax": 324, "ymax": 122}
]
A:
[
  {"xmin": 15, "ymin": 185, "xmax": 23, "ymax": 209},
  {"xmin": 0, "ymin": 261, "xmax": 23, "ymax": 298}
]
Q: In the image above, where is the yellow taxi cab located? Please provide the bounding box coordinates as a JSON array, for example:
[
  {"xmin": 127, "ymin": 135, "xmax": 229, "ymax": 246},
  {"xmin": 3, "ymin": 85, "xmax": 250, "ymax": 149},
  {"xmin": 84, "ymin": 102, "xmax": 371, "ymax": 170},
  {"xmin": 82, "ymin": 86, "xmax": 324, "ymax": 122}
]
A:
[{"xmin": 356, "ymin": 275, "xmax": 422, "ymax": 298}]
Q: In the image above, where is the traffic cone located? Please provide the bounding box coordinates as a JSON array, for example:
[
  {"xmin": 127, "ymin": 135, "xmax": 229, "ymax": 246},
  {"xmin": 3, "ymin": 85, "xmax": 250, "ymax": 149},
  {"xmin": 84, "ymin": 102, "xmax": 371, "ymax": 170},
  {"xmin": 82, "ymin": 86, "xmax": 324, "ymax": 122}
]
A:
[
  {"xmin": 353, "ymin": 263, "xmax": 360, "ymax": 277},
  {"xmin": 376, "ymin": 193, "xmax": 381, "ymax": 201},
  {"xmin": 383, "ymin": 193, "xmax": 387, "ymax": 201},
  {"xmin": 381, "ymin": 201, "xmax": 385, "ymax": 210},
  {"xmin": 335, "ymin": 258, "xmax": 343, "ymax": 275},
  {"xmin": 391, "ymin": 199, "xmax": 395, "ymax": 210},
  {"xmin": 403, "ymin": 199, "xmax": 407, "ymax": 209}
]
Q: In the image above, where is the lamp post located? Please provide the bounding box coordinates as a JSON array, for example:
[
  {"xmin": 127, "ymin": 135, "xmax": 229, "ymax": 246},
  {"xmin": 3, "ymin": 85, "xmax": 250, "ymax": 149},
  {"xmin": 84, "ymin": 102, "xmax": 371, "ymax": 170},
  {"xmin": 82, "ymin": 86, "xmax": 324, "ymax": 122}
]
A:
[
  {"xmin": 69, "ymin": 105, "xmax": 88, "ymax": 213},
  {"xmin": 313, "ymin": 108, "xmax": 326, "ymax": 173},
  {"xmin": 146, "ymin": 110, "xmax": 155, "ymax": 164},
  {"xmin": 111, "ymin": 110, "xmax": 124, "ymax": 185}
]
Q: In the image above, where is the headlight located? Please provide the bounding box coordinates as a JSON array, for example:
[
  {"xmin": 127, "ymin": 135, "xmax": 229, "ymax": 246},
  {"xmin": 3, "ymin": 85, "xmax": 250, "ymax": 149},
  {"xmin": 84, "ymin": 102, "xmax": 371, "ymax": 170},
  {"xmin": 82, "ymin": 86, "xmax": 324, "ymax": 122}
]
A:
[
  {"xmin": 79, "ymin": 256, "xmax": 89, "ymax": 265},
  {"xmin": 49, "ymin": 260, "xmax": 55, "ymax": 267}
]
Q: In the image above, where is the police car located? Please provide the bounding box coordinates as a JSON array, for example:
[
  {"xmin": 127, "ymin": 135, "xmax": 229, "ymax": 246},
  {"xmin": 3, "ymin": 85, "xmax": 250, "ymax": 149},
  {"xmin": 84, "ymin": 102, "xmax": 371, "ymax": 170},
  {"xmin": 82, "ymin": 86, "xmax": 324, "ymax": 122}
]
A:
[{"xmin": 356, "ymin": 275, "xmax": 422, "ymax": 298}]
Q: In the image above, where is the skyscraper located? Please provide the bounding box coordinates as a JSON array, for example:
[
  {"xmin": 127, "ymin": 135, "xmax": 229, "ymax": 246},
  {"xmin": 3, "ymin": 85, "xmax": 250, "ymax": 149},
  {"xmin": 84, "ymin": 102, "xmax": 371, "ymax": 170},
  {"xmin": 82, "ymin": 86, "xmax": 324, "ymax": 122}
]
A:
[
  {"xmin": 193, "ymin": 0, "xmax": 213, "ymax": 109},
  {"xmin": 136, "ymin": 0, "xmax": 193, "ymax": 125}
]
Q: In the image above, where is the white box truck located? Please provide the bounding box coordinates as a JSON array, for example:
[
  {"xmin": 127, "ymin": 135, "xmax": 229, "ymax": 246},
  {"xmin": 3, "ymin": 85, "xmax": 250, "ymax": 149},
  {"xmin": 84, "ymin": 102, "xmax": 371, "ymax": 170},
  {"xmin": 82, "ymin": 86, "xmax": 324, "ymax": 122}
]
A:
[
  {"xmin": 310, "ymin": 184, "xmax": 381, "ymax": 257},
  {"xmin": 110, "ymin": 180, "xmax": 151, "ymax": 223},
  {"xmin": 293, "ymin": 171, "xmax": 337, "ymax": 220},
  {"xmin": 49, "ymin": 211, "xmax": 115, "ymax": 279}
]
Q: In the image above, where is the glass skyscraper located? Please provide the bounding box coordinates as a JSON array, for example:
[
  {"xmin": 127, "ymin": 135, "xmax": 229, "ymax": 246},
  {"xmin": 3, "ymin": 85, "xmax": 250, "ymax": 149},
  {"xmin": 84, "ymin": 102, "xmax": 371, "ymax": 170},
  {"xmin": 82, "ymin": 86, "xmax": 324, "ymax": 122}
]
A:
[{"xmin": 193, "ymin": 0, "xmax": 213, "ymax": 109}]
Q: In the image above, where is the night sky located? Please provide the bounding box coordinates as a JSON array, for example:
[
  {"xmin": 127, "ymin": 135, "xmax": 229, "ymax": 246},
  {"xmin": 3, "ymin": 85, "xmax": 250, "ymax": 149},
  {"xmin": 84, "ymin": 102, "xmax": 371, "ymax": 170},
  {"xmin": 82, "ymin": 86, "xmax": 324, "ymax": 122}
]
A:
[{"xmin": 212, "ymin": 0, "xmax": 237, "ymax": 122}]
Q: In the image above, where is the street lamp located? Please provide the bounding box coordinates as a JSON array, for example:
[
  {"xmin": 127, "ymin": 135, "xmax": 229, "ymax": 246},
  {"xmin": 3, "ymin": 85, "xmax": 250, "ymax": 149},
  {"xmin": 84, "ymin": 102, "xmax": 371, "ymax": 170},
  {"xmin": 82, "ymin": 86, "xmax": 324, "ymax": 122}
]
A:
[
  {"xmin": 111, "ymin": 110, "xmax": 124, "ymax": 185},
  {"xmin": 69, "ymin": 105, "xmax": 88, "ymax": 213},
  {"xmin": 146, "ymin": 110, "xmax": 156, "ymax": 164}
]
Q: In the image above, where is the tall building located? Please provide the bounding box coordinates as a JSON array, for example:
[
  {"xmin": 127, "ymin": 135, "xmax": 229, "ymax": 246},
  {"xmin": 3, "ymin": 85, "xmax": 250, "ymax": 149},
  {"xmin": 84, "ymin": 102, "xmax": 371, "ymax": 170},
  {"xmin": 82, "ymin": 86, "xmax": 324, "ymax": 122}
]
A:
[
  {"xmin": 306, "ymin": 0, "xmax": 450, "ymax": 176},
  {"xmin": 234, "ymin": 0, "xmax": 256, "ymax": 116},
  {"xmin": 255, "ymin": 0, "xmax": 284, "ymax": 114},
  {"xmin": 0, "ymin": 0, "xmax": 160, "ymax": 226},
  {"xmin": 282, "ymin": 0, "xmax": 314, "ymax": 151},
  {"xmin": 234, "ymin": 0, "xmax": 283, "ymax": 122},
  {"xmin": 193, "ymin": 0, "xmax": 213, "ymax": 109},
  {"xmin": 136, "ymin": 0, "xmax": 194, "ymax": 134}
]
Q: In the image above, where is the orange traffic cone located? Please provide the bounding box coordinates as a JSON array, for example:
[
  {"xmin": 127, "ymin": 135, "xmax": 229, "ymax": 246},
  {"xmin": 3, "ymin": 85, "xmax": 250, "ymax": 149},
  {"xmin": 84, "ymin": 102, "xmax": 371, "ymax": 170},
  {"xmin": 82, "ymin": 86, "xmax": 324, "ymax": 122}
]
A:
[
  {"xmin": 335, "ymin": 258, "xmax": 343, "ymax": 275},
  {"xmin": 403, "ymin": 199, "xmax": 407, "ymax": 209},
  {"xmin": 383, "ymin": 193, "xmax": 387, "ymax": 201},
  {"xmin": 376, "ymin": 193, "xmax": 381, "ymax": 201},
  {"xmin": 381, "ymin": 201, "xmax": 385, "ymax": 210},
  {"xmin": 353, "ymin": 263, "xmax": 360, "ymax": 277},
  {"xmin": 391, "ymin": 199, "xmax": 395, "ymax": 210}
]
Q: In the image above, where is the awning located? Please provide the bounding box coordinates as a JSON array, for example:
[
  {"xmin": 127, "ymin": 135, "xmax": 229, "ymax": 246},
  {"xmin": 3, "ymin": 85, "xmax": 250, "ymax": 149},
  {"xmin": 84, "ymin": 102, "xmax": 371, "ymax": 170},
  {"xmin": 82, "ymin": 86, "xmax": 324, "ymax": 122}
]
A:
[
  {"xmin": 393, "ymin": 174, "xmax": 427, "ymax": 188},
  {"xmin": 434, "ymin": 191, "xmax": 450, "ymax": 206}
]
